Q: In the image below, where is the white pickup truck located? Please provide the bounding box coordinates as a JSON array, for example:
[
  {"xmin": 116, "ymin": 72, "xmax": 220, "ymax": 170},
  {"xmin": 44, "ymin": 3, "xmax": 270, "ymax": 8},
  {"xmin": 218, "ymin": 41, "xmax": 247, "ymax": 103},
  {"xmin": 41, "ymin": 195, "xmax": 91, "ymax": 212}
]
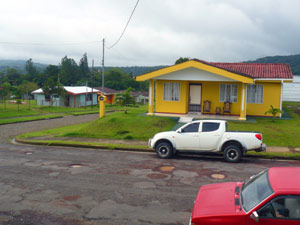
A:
[{"xmin": 149, "ymin": 120, "xmax": 266, "ymax": 163}]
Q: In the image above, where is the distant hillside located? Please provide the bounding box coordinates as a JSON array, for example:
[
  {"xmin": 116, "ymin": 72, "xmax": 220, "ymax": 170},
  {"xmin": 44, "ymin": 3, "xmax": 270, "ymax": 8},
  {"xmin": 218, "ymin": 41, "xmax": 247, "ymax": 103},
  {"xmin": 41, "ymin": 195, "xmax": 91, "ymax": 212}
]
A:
[
  {"xmin": 0, "ymin": 59, "xmax": 167, "ymax": 76},
  {"xmin": 245, "ymin": 54, "xmax": 300, "ymax": 75},
  {"xmin": 2, "ymin": 54, "xmax": 300, "ymax": 76},
  {"xmin": 103, "ymin": 66, "xmax": 167, "ymax": 77},
  {"xmin": 0, "ymin": 60, "xmax": 48, "ymax": 72}
]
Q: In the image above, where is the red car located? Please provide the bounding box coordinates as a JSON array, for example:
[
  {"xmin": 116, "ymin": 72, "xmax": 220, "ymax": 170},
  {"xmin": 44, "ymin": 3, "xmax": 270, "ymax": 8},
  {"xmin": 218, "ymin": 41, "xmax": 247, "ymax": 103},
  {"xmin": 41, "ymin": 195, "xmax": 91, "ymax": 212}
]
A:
[{"xmin": 190, "ymin": 167, "xmax": 300, "ymax": 225}]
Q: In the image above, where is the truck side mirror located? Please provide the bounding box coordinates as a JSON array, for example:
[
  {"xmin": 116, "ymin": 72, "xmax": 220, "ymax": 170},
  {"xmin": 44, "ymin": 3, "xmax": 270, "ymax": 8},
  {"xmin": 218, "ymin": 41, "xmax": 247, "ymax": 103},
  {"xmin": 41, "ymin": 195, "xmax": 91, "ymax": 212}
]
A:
[
  {"xmin": 177, "ymin": 128, "xmax": 182, "ymax": 133},
  {"xmin": 250, "ymin": 211, "xmax": 259, "ymax": 222}
]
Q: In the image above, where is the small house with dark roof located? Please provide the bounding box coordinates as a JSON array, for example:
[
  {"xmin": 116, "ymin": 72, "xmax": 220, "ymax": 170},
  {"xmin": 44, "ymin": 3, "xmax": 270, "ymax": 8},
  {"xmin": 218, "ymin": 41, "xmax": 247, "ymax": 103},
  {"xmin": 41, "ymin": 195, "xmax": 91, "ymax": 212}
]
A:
[
  {"xmin": 95, "ymin": 87, "xmax": 118, "ymax": 104},
  {"xmin": 136, "ymin": 59, "xmax": 293, "ymax": 120}
]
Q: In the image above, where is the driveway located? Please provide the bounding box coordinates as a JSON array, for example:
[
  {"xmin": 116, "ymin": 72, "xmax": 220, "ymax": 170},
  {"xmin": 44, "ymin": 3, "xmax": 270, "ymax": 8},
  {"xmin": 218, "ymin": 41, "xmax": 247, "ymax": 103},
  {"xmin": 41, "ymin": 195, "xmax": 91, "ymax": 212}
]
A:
[{"xmin": 1, "ymin": 116, "xmax": 300, "ymax": 225}]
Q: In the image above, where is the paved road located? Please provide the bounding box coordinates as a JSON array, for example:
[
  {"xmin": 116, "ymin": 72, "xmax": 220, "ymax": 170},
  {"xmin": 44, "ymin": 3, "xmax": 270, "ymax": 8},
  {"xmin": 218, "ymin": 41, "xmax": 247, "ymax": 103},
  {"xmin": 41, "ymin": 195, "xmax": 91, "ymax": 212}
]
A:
[
  {"xmin": 0, "ymin": 114, "xmax": 99, "ymax": 144},
  {"xmin": 1, "ymin": 116, "xmax": 300, "ymax": 225}
]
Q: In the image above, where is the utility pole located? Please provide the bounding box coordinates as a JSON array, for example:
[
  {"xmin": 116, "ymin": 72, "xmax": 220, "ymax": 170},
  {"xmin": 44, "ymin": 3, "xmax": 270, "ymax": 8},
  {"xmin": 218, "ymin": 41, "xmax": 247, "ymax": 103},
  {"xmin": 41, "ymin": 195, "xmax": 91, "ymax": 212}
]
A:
[
  {"xmin": 91, "ymin": 59, "xmax": 94, "ymax": 109},
  {"xmin": 102, "ymin": 38, "xmax": 105, "ymax": 92},
  {"xmin": 85, "ymin": 81, "xmax": 87, "ymax": 108}
]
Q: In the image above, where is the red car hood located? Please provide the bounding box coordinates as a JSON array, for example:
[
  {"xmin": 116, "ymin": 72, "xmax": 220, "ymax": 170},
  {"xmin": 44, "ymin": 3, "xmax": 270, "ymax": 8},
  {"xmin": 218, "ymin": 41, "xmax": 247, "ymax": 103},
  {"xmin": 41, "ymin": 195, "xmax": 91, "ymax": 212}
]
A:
[{"xmin": 192, "ymin": 182, "xmax": 241, "ymax": 219}]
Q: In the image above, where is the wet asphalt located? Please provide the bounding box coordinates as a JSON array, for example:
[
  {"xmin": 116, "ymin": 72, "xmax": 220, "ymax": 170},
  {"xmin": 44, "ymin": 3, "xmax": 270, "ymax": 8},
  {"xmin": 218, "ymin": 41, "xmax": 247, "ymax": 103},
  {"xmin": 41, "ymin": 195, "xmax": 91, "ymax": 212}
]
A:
[{"xmin": 1, "ymin": 116, "xmax": 300, "ymax": 225}]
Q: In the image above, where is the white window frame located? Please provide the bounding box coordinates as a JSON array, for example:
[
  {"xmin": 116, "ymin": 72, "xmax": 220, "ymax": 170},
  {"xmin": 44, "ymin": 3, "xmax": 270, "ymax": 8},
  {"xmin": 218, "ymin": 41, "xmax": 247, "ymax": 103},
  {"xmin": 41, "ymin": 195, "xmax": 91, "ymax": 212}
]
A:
[
  {"xmin": 163, "ymin": 82, "xmax": 180, "ymax": 101},
  {"xmin": 219, "ymin": 84, "xmax": 238, "ymax": 103},
  {"xmin": 247, "ymin": 84, "xmax": 264, "ymax": 104}
]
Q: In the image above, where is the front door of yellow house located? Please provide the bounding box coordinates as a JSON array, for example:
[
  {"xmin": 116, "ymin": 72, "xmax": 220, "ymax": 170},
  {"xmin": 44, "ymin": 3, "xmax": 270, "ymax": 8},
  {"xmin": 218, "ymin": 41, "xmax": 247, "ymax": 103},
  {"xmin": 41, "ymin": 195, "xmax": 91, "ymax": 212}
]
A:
[{"xmin": 189, "ymin": 84, "xmax": 201, "ymax": 113}]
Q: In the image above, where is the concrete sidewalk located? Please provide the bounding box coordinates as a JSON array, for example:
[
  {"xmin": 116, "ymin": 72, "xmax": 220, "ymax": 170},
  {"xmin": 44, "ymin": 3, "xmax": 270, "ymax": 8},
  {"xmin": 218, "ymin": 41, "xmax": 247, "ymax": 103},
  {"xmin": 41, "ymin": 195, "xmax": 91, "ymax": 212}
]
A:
[{"xmin": 267, "ymin": 146, "xmax": 300, "ymax": 153}]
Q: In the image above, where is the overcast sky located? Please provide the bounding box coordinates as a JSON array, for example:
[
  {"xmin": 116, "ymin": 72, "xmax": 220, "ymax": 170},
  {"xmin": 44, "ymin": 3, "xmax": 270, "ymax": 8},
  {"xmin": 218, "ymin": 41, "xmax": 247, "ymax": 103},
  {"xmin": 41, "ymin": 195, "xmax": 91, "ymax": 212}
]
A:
[{"xmin": 0, "ymin": 0, "xmax": 300, "ymax": 66}]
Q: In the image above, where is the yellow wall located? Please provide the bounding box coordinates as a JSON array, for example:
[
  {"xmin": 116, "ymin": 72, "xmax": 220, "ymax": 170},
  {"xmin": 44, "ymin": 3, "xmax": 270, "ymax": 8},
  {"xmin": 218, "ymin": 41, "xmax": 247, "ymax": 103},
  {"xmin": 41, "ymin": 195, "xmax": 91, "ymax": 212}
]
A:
[
  {"xmin": 156, "ymin": 80, "xmax": 189, "ymax": 114},
  {"xmin": 200, "ymin": 81, "xmax": 242, "ymax": 115},
  {"xmin": 246, "ymin": 82, "xmax": 281, "ymax": 116},
  {"xmin": 155, "ymin": 80, "xmax": 281, "ymax": 116}
]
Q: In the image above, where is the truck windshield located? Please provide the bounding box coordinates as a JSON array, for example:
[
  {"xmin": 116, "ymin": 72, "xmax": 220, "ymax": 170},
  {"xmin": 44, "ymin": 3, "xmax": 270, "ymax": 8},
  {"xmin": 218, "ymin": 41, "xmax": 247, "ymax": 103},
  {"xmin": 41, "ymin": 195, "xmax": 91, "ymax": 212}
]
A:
[{"xmin": 241, "ymin": 169, "xmax": 273, "ymax": 212}]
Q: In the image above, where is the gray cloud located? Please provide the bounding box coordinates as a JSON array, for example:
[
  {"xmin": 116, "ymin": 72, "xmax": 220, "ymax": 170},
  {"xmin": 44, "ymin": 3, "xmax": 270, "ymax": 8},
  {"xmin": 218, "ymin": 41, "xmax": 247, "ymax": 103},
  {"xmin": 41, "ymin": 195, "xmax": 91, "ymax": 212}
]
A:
[{"xmin": 0, "ymin": 0, "xmax": 299, "ymax": 66}]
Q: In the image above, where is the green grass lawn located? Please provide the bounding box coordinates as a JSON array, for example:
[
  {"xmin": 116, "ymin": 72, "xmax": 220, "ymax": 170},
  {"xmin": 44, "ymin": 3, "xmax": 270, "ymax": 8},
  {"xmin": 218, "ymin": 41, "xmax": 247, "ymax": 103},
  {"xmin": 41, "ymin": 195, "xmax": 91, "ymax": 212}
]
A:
[
  {"xmin": 0, "ymin": 100, "xmax": 126, "ymax": 119},
  {"xmin": 0, "ymin": 100, "xmax": 42, "ymax": 118},
  {"xmin": 16, "ymin": 102, "xmax": 300, "ymax": 148},
  {"xmin": 0, "ymin": 114, "xmax": 64, "ymax": 125},
  {"xmin": 18, "ymin": 105, "xmax": 178, "ymax": 141},
  {"xmin": 228, "ymin": 102, "xmax": 300, "ymax": 147},
  {"xmin": 60, "ymin": 106, "xmax": 177, "ymax": 140}
]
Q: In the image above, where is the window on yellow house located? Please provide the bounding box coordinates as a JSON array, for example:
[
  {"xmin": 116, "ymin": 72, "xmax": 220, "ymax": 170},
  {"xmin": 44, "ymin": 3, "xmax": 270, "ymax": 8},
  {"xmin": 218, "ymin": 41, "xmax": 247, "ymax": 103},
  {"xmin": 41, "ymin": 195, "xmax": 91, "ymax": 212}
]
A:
[
  {"xmin": 247, "ymin": 84, "xmax": 263, "ymax": 104},
  {"xmin": 163, "ymin": 82, "xmax": 180, "ymax": 101},
  {"xmin": 220, "ymin": 84, "xmax": 237, "ymax": 102}
]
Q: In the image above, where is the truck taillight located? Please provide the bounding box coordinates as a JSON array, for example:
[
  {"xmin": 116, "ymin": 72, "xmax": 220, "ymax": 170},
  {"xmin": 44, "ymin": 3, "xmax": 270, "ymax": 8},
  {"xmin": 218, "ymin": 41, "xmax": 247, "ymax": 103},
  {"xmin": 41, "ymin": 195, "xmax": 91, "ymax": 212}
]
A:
[{"xmin": 255, "ymin": 134, "xmax": 262, "ymax": 140}]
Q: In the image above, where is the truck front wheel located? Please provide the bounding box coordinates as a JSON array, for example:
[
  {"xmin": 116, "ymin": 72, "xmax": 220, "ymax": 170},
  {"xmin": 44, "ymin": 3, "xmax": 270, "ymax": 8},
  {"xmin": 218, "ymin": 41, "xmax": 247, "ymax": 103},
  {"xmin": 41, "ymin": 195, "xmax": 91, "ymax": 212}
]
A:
[
  {"xmin": 223, "ymin": 145, "xmax": 242, "ymax": 163},
  {"xmin": 156, "ymin": 142, "xmax": 173, "ymax": 159}
]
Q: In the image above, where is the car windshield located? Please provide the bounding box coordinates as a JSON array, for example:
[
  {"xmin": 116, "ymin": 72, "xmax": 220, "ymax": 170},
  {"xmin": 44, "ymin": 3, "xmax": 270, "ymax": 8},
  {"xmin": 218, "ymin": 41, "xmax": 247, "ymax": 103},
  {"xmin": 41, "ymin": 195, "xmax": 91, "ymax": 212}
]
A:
[{"xmin": 241, "ymin": 169, "xmax": 274, "ymax": 212}]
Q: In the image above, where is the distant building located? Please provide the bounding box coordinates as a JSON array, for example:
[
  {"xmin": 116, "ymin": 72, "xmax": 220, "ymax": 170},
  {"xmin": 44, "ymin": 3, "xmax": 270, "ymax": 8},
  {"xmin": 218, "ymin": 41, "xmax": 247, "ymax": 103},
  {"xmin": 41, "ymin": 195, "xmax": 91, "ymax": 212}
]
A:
[
  {"xmin": 131, "ymin": 91, "xmax": 149, "ymax": 104},
  {"xmin": 283, "ymin": 75, "xmax": 300, "ymax": 102},
  {"xmin": 32, "ymin": 86, "xmax": 100, "ymax": 107},
  {"xmin": 95, "ymin": 87, "xmax": 118, "ymax": 104}
]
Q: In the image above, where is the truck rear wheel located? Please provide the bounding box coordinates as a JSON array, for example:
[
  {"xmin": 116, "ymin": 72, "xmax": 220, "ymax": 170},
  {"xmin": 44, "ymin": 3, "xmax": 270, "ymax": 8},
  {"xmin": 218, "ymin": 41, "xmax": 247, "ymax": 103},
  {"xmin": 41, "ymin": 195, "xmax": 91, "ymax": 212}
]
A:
[
  {"xmin": 156, "ymin": 142, "xmax": 173, "ymax": 159},
  {"xmin": 223, "ymin": 145, "xmax": 242, "ymax": 163}
]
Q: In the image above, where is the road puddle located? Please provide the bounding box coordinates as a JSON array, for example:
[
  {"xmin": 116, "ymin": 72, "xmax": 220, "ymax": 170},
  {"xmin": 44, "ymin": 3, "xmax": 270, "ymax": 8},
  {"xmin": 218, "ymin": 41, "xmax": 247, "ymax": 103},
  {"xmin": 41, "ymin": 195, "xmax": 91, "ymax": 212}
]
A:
[
  {"xmin": 159, "ymin": 166, "xmax": 175, "ymax": 172},
  {"xmin": 70, "ymin": 164, "xmax": 83, "ymax": 168},
  {"xmin": 210, "ymin": 173, "xmax": 225, "ymax": 179}
]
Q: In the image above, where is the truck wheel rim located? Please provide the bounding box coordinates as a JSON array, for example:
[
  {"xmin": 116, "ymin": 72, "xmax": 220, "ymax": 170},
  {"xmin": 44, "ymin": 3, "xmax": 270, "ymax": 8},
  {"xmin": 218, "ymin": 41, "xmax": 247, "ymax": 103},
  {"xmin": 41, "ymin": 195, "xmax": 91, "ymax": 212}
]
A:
[
  {"xmin": 158, "ymin": 146, "xmax": 168, "ymax": 156},
  {"xmin": 227, "ymin": 149, "xmax": 238, "ymax": 160}
]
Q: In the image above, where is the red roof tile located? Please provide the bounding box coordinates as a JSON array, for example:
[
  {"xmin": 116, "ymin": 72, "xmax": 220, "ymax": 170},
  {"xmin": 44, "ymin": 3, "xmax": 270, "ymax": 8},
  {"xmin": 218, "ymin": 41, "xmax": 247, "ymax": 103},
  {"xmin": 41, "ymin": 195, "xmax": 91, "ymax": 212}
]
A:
[{"xmin": 194, "ymin": 59, "xmax": 293, "ymax": 79}]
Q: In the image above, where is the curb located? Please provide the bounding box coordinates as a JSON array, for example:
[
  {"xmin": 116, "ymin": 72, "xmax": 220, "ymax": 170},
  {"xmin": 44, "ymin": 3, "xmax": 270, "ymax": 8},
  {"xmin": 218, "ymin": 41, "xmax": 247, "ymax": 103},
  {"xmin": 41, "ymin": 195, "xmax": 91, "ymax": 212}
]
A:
[
  {"xmin": 0, "ymin": 116, "xmax": 64, "ymax": 126},
  {"xmin": 15, "ymin": 138, "xmax": 300, "ymax": 161},
  {"xmin": 15, "ymin": 138, "xmax": 153, "ymax": 153}
]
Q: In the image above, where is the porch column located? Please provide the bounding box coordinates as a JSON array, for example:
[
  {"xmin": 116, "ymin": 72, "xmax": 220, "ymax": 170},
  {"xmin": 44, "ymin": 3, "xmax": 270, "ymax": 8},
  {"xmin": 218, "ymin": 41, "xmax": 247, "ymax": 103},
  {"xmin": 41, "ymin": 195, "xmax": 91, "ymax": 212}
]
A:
[
  {"xmin": 239, "ymin": 83, "xmax": 247, "ymax": 120},
  {"xmin": 148, "ymin": 79, "xmax": 154, "ymax": 115}
]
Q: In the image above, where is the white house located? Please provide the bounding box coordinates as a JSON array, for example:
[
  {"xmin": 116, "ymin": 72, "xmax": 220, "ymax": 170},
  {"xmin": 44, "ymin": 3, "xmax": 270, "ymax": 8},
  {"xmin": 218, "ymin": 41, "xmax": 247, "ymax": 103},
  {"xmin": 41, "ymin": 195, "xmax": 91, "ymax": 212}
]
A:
[
  {"xmin": 283, "ymin": 75, "xmax": 300, "ymax": 102},
  {"xmin": 32, "ymin": 86, "xmax": 100, "ymax": 107}
]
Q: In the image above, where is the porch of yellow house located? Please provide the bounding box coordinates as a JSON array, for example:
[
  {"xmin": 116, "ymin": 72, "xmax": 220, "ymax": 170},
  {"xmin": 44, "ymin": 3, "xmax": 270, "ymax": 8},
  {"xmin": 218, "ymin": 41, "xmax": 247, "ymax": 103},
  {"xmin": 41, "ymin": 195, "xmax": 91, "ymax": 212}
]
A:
[{"xmin": 146, "ymin": 79, "xmax": 247, "ymax": 121}]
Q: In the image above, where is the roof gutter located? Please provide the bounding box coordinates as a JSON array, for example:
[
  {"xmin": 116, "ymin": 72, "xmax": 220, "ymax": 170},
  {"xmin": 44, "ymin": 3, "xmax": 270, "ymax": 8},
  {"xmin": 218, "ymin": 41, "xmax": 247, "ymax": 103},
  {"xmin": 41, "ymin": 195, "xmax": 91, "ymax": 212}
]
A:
[{"xmin": 254, "ymin": 78, "xmax": 293, "ymax": 82}]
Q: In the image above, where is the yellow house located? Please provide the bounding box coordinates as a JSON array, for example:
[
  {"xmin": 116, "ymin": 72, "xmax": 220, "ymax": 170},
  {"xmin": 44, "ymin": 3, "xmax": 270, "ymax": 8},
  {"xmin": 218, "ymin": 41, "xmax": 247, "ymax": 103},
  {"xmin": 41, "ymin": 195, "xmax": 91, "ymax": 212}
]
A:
[{"xmin": 136, "ymin": 59, "xmax": 293, "ymax": 120}]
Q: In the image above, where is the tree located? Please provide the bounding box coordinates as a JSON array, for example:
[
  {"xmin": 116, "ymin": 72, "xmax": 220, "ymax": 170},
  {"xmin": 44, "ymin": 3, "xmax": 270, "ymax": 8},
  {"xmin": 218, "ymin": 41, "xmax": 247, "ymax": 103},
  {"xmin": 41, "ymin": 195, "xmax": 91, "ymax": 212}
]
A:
[
  {"xmin": 265, "ymin": 105, "xmax": 283, "ymax": 121},
  {"xmin": 4, "ymin": 68, "xmax": 25, "ymax": 86},
  {"xmin": 42, "ymin": 78, "xmax": 65, "ymax": 106},
  {"xmin": 17, "ymin": 81, "xmax": 38, "ymax": 99},
  {"xmin": 0, "ymin": 82, "xmax": 11, "ymax": 107},
  {"xmin": 44, "ymin": 65, "xmax": 60, "ymax": 79},
  {"xmin": 25, "ymin": 58, "xmax": 39, "ymax": 81},
  {"xmin": 103, "ymin": 69, "xmax": 140, "ymax": 90},
  {"xmin": 79, "ymin": 53, "xmax": 90, "ymax": 80},
  {"xmin": 59, "ymin": 56, "xmax": 80, "ymax": 85},
  {"xmin": 115, "ymin": 87, "xmax": 135, "ymax": 113},
  {"xmin": 175, "ymin": 57, "xmax": 190, "ymax": 64}
]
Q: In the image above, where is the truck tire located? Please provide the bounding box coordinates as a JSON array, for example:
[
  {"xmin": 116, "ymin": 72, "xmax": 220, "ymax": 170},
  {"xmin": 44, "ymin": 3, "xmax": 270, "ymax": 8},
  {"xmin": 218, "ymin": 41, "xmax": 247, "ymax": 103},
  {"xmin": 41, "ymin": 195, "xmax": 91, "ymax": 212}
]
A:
[
  {"xmin": 223, "ymin": 145, "xmax": 242, "ymax": 163},
  {"xmin": 156, "ymin": 142, "xmax": 173, "ymax": 159}
]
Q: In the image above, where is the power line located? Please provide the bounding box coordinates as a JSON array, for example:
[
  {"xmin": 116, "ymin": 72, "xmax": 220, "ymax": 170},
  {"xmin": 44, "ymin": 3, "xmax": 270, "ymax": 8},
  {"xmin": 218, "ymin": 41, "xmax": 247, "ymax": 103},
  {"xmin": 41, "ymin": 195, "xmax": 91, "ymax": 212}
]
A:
[
  {"xmin": 0, "ymin": 40, "xmax": 100, "ymax": 46},
  {"xmin": 106, "ymin": 0, "xmax": 140, "ymax": 49}
]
